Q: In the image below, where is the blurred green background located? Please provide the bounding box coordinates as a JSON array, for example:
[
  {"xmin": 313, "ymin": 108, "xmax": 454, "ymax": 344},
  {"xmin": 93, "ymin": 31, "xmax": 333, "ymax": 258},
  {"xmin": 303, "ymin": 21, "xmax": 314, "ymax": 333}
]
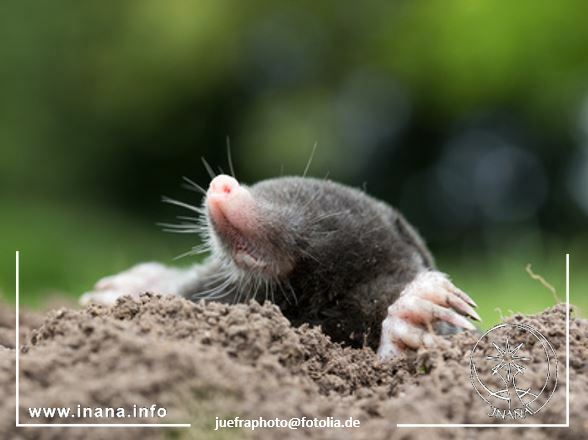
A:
[{"xmin": 1, "ymin": 0, "xmax": 586, "ymax": 327}]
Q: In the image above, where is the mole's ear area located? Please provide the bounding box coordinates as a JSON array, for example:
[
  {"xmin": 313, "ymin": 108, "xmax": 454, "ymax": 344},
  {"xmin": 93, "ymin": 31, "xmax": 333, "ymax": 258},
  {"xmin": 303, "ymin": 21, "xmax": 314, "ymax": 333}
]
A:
[{"xmin": 377, "ymin": 271, "xmax": 480, "ymax": 361}]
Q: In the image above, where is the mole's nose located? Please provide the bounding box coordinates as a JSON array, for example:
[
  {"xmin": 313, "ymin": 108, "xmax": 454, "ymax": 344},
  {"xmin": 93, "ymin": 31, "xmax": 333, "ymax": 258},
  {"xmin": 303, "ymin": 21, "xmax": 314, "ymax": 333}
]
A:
[
  {"xmin": 208, "ymin": 174, "xmax": 240, "ymax": 195},
  {"xmin": 207, "ymin": 174, "xmax": 256, "ymax": 233}
]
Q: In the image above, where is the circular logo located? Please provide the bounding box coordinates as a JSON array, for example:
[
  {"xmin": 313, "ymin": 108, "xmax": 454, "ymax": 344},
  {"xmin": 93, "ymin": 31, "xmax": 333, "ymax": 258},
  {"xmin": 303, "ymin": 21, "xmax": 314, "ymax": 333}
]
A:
[{"xmin": 469, "ymin": 323, "xmax": 558, "ymax": 420}]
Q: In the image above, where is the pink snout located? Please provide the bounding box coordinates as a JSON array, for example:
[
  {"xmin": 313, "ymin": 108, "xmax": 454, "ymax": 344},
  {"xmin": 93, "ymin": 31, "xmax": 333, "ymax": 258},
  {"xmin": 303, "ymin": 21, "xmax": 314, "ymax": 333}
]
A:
[{"xmin": 206, "ymin": 175, "xmax": 256, "ymax": 232}]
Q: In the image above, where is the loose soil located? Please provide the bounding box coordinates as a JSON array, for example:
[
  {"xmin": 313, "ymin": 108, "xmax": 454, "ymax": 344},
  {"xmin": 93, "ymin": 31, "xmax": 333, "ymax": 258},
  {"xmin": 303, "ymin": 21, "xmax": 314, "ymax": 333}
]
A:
[{"xmin": 0, "ymin": 294, "xmax": 584, "ymax": 439}]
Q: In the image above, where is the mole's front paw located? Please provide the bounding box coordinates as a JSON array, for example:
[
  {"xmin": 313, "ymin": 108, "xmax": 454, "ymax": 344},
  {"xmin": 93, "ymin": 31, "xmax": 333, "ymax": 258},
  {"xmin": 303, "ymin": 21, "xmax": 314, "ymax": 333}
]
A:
[
  {"xmin": 377, "ymin": 271, "xmax": 480, "ymax": 361},
  {"xmin": 80, "ymin": 262, "xmax": 177, "ymax": 306}
]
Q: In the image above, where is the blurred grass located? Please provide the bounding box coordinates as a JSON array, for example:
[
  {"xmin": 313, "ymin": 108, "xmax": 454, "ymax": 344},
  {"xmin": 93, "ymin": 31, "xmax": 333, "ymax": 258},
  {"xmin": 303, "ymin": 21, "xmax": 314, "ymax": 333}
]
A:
[
  {"xmin": 0, "ymin": 198, "xmax": 198, "ymax": 308},
  {"xmin": 1, "ymin": 199, "xmax": 585, "ymax": 329},
  {"xmin": 1, "ymin": 0, "xmax": 587, "ymax": 326},
  {"xmin": 441, "ymin": 244, "xmax": 587, "ymax": 328}
]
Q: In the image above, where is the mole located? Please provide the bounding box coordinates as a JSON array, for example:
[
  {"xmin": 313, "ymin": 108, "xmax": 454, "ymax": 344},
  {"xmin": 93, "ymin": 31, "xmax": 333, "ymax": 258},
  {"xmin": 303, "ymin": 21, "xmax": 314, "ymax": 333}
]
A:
[{"xmin": 80, "ymin": 174, "xmax": 480, "ymax": 360}]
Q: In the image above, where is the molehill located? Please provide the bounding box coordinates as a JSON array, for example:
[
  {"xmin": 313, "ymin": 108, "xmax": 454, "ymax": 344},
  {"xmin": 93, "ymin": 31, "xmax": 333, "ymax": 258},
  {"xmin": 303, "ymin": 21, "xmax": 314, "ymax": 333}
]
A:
[{"xmin": 0, "ymin": 294, "xmax": 585, "ymax": 439}]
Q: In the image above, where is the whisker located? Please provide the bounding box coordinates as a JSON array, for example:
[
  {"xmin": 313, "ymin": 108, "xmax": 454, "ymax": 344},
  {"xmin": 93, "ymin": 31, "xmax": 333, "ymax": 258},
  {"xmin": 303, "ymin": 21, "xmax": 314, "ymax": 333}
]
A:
[
  {"xmin": 235, "ymin": 278, "xmax": 246, "ymax": 304},
  {"xmin": 201, "ymin": 157, "xmax": 216, "ymax": 179},
  {"xmin": 174, "ymin": 237, "xmax": 214, "ymax": 259},
  {"xmin": 285, "ymin": 281, "xmax": 298, "ymax": 305},
  {"xmin": 277, "ymin": 280, "xmax": 292, "ymax": 305},
  {"xmin": 173, "ymin": 249, "xmax": 200, "ymax": 260},
  {"xmin": 162, "ymin": 196, "xmax": 202, "ymax": 214},
  {"xmin": 162, "ymin": 228, "xmax": 201, "ymax": 234},
  {"xmin": 302, "ymin": 141, "xmax": 318, "ymax": 178},
  {"xmin": 172, "ymin": 249, "xmax": 195, "ymax": 261},
  {"xmin": 181, "ymin": 176, "xmax": 207, "ymax": 195},
  {"xmin": 177, "ymin": 215, "xmax": 202, "ymax": 222},
  {"xmin": 248, "ymin": 277, "xmax": 260, "ymax": 304},
  {"xmin": 193, "ymin": 275, "xmax": 234, "ymax": 300},
  {"xmin": 226, "ymin": 136, "xmax": 236, "ymax": 178},
  {"xmin": 248, "ymin": 275, "xmax": 258, "ymax": 303},
  {"xmin": 269, "ymin": 279, "xmax": 275, "ymax": 304},
  {"xmin": 216, "ymin": 284, "xmax": 238, "ymax": 302},
  {"xmin": 201, "ymin": 269, "xmax": 232, "ymax": 284},
  {"xmin": 157, "ymin": 222, "xmax": 201, "ymax": 229},
  {"xmin": 202, "ymin": 279, "xmax": 237, "ymax": 300}
]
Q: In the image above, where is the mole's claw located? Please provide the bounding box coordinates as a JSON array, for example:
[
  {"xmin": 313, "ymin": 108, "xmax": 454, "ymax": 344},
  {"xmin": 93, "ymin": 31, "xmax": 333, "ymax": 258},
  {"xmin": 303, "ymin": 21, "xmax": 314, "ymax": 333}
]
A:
[
  {"xmin": 377, "ymin": 270, "xmax": 479, "ymax": 361},
  {"xmin": 447, "ymin": 294, "xmax": 481, "ymax": 321},
  {"xmin": 447, "ymin": 283, "xmax": 477, "ymax": 308},
  {"xmin": 421, "ymin": 299, "xmax": 477, "ymax": 331},
  {"xmin": 468, "ymin": 306, "xmax": 482, "ymax": 321}
]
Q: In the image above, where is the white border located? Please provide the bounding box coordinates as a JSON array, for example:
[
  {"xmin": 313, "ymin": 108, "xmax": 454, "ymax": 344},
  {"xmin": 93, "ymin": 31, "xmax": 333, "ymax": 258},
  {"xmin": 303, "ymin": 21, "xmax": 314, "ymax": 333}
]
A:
[
  {"xmin": 397, "ymin": 253, "xmax": 571, "ymax": 428},
  {"xmin": 14, "ymin": 251, "xmax": 191, "ymax": 428}
]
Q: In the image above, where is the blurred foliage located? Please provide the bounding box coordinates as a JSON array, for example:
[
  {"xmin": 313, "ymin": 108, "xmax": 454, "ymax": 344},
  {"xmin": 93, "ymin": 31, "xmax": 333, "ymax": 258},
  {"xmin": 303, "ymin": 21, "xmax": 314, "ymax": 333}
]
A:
[{"xmin": 0, "ymin": 1, "xmax": 586, "ymax": 321}]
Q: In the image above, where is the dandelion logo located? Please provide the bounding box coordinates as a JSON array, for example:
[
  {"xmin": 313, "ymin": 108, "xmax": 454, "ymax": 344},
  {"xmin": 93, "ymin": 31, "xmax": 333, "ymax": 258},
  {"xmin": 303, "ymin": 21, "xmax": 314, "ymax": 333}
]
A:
[{"xmin": 470, "ymin": 323, "xmax": 558, "ymax": 420}]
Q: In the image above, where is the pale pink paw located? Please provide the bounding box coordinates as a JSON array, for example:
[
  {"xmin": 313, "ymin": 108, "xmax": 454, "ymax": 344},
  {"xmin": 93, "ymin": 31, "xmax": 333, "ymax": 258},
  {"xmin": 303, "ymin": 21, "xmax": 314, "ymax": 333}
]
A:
[
  {"xmin": 80, "ymin": 263, "xmax": 180, "ymax": 306},
  {"xmin": 377, "ymin": 271, "xmax": 480, "ymax": 360}
]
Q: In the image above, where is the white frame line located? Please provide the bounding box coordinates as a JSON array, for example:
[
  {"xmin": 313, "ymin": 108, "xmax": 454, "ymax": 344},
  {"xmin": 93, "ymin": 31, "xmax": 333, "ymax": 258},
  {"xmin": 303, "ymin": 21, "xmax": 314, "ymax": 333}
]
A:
[
  {"xmin": 14, "ymin": 250, "xmax": 192, "ymax": 428},
  {"xmin": 397, "ymin": 253, "xmax": 571, "ymax": 429}
]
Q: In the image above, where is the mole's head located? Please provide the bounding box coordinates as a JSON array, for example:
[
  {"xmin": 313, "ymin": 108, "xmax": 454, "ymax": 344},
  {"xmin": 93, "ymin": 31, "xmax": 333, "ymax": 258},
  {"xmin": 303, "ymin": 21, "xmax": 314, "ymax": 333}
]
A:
[
  {"xmin": 204, "ymin": 174, "xmax": 295, "ymax": 278},
  {"xmin": 201, "ymin": 174, "xmax": 394, "ymax": 287}
]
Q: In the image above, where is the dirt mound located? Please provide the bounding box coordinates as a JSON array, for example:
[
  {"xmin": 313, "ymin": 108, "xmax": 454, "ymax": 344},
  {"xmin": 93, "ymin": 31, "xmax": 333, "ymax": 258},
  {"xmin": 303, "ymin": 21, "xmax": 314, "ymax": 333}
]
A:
[{"xmin": 0, "ymin": 294, "xmax": 584, "ymax": 439}]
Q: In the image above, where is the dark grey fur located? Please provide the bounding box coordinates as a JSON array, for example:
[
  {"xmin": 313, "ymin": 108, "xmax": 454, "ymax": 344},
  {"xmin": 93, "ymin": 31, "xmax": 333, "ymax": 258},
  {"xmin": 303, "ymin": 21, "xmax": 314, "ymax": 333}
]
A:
[{"xmin": 180, "ymin": 177, "xmax": 435, "ymax": 349}]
